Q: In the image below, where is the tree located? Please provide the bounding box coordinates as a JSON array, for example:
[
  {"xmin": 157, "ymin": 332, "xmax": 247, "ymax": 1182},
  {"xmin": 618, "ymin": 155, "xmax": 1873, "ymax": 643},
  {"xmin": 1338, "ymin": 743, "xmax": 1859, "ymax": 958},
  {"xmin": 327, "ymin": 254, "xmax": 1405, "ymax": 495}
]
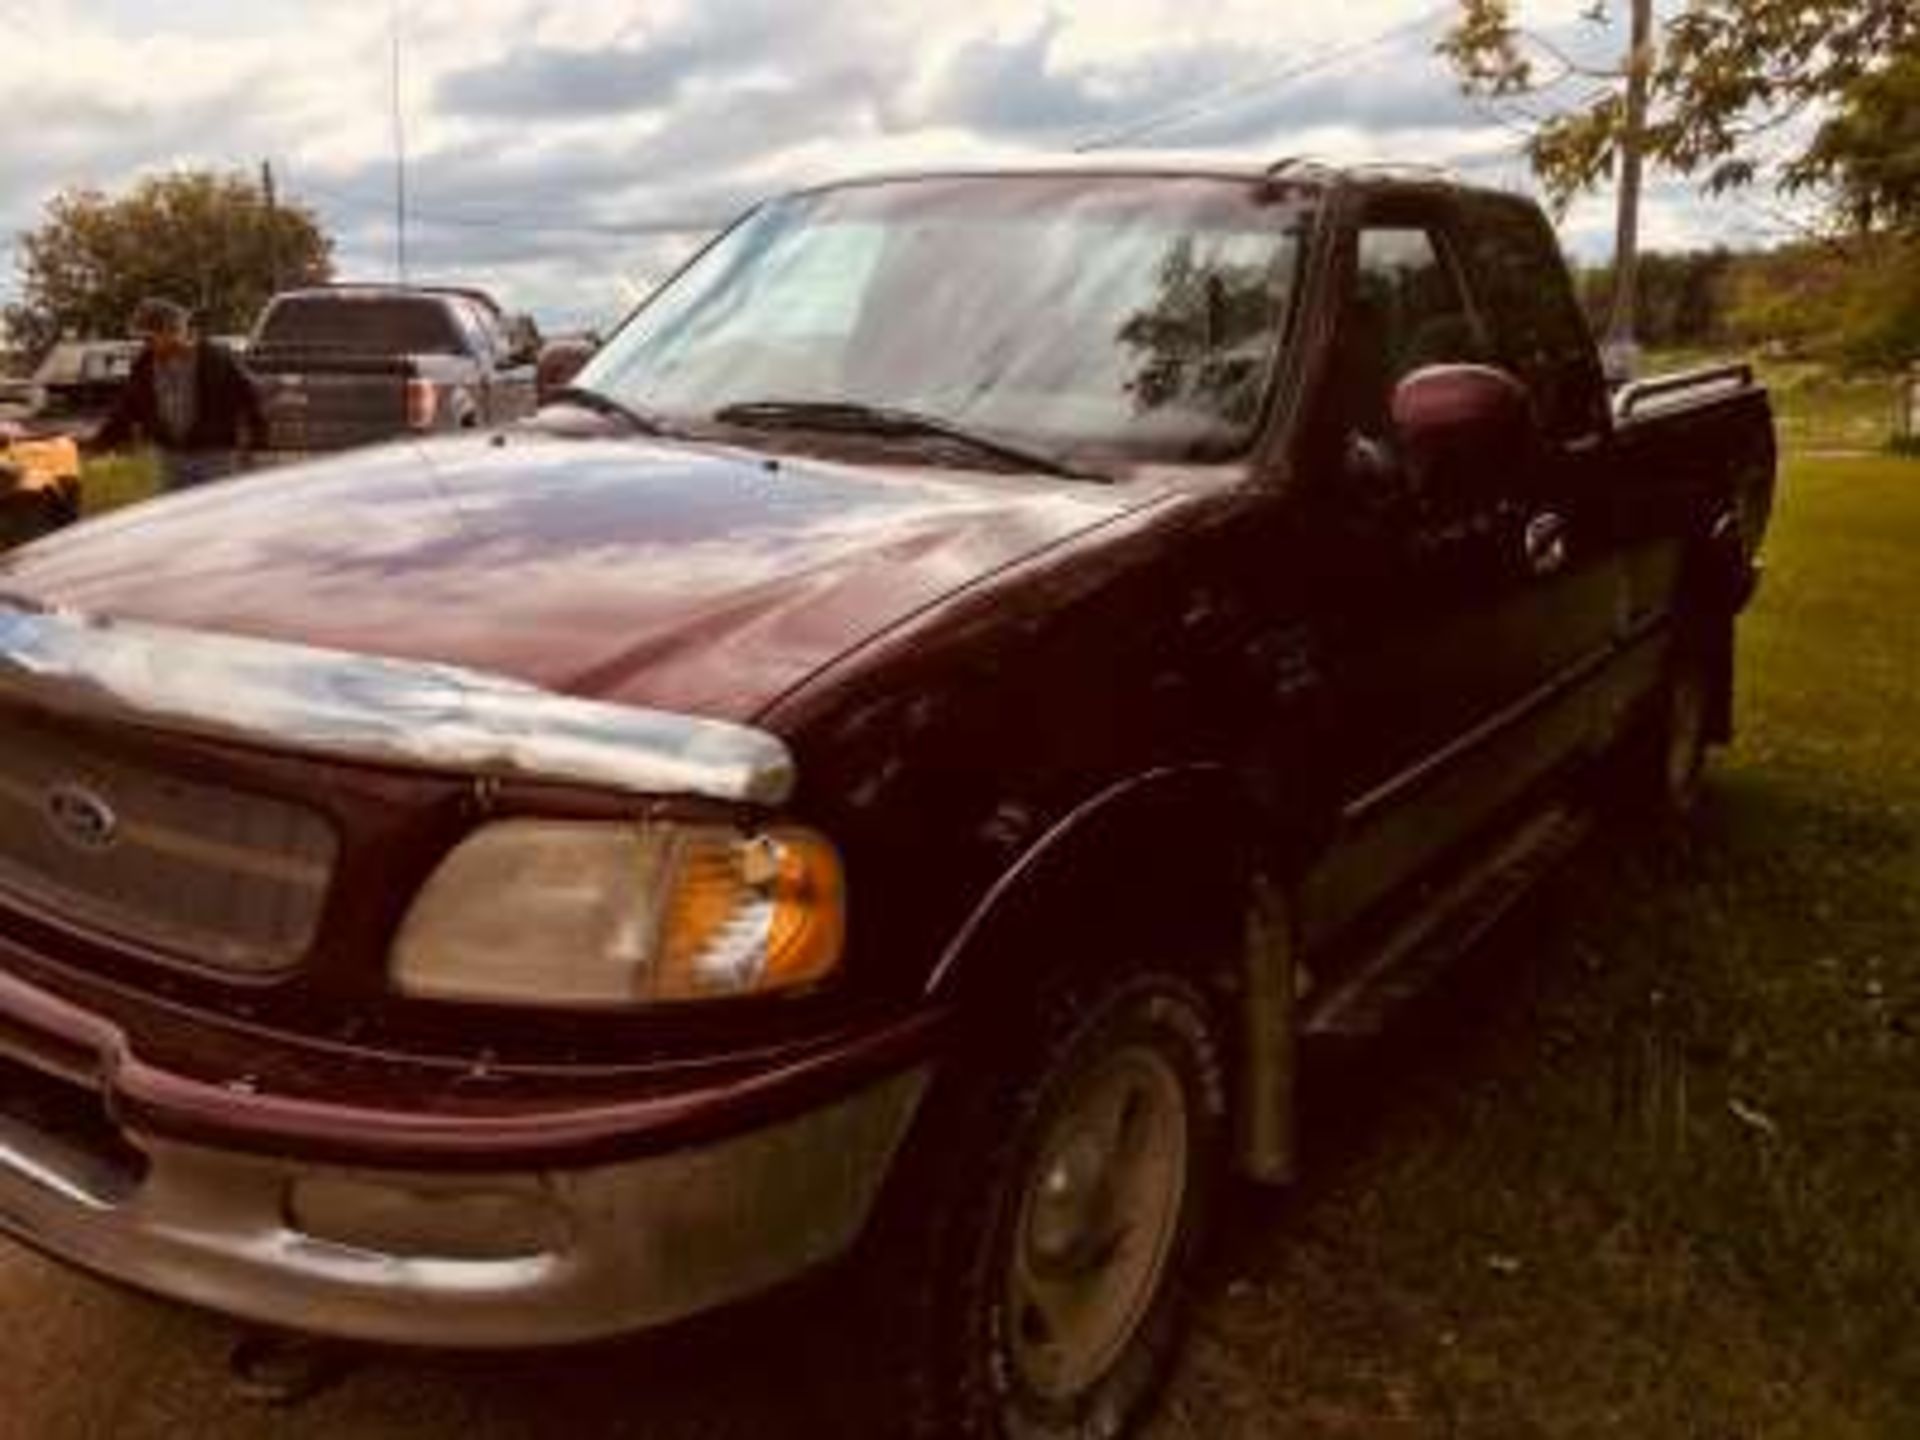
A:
[
  {"xmin": 1723, "ymin": 236, "xmax": 1920, "ymax": 368},
  {"xmin": 1576, "ymin": 249, "xmax": 1735, "ymax": 349},
  {"xmin": 6, "ymin": 169, "xmax": 333, "ymax": 360},
  {"xmin": 1440, "ymin": 1, "xmax": 1920, "ymax": 231},
  {"xmin": 1797, "ymin": 53, "xmax": 1920, "ymax": 234}
]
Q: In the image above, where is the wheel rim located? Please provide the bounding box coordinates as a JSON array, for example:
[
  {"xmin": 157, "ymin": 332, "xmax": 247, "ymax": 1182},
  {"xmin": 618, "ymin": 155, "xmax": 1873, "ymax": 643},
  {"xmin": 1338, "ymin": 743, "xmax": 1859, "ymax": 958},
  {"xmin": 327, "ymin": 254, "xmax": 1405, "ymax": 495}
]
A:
[
  {"xmin": 1666, "ymin": 665, "xmax": 1708, "ymax": 801},
  {"xmin": 1006, "ymin": 1044, "xmax": 1189, "ymax": 1402}
]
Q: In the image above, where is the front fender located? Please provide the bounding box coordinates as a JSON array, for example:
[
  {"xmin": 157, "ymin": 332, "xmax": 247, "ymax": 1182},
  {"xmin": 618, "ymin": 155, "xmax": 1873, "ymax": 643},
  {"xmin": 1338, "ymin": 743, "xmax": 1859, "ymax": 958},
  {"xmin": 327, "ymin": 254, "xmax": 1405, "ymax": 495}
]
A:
[
  {"xmin": 924, "ymin": 763, "xmax": 1270, "ymax": 1002},
  {"xmin": 922, "ymin": 762, "xmax": 1307, "ymax": 1182}
]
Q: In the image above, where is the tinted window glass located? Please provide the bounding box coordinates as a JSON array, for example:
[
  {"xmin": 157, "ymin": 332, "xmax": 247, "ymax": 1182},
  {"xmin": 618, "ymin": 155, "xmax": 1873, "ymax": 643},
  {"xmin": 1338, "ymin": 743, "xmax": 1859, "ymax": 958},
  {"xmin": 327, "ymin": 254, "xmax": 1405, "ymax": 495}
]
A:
[
  {"xmin": 1338, "ymin": 225, "xmax": 1484, "ymax": 436},
  {"xmin": 451, "ymin": 301, "xmax": 500, "ymax": 360},
  {"xmin": 1455, "ymin": 198, "xmax": 1604, "ymax": 437},
  {"xmin": 256, "ymin": 297, "xmax": 463, "ymax": 355}
]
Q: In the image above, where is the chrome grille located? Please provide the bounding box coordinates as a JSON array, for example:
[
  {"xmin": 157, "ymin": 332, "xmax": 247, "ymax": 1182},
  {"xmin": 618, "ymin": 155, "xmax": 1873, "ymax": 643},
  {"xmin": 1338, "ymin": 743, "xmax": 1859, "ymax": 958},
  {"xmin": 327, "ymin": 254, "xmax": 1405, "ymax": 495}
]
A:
[{"xmin": 0, "ymin": 716, "xmax": 336, "ymax": 973}]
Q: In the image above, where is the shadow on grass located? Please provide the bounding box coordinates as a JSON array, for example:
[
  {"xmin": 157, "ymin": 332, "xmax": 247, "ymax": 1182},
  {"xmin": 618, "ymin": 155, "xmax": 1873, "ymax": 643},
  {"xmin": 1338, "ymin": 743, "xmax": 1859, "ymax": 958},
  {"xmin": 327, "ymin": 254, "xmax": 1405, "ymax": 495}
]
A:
[{"xmin": 1196, "ymin": 765, "xmax": 1917, "ymax": 1435}]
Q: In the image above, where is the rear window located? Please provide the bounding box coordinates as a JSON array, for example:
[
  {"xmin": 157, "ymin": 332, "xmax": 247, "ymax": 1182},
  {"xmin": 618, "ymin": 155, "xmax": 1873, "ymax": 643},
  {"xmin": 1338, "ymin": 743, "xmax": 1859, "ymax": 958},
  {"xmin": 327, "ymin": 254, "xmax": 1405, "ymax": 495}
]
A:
[{"xmin": 255, "ymin": 296, "xmax": 464, "ymax": 355}]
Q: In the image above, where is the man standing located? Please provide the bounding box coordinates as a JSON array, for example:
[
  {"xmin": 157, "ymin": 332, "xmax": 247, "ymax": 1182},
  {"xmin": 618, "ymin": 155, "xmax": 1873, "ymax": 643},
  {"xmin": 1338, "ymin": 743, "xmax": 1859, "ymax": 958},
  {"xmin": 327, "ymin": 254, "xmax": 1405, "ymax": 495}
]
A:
[{"xmin": 93, "ymin": 298, "xmax": 265, "ymax": 492}]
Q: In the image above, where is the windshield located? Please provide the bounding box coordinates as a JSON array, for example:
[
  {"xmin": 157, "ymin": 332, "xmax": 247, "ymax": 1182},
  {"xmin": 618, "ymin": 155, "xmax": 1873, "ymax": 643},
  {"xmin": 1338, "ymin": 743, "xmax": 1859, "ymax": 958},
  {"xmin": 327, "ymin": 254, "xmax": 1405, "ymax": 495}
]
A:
[
  {"xmin": 255, "ymin": 296, "xmax": 464, "ymax": 355},
  {"xmin": 576, "ymin": 175, "xmax": 1312, "ymax": 463}
]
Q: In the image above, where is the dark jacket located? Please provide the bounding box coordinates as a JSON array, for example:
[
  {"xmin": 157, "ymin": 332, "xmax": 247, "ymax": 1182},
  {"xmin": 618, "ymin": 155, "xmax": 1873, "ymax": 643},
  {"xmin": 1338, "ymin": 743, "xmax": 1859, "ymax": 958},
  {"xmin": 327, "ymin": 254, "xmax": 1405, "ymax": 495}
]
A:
[{"xmin": 95, "ymin": 342, "xmax": 266, "ymax": 453}]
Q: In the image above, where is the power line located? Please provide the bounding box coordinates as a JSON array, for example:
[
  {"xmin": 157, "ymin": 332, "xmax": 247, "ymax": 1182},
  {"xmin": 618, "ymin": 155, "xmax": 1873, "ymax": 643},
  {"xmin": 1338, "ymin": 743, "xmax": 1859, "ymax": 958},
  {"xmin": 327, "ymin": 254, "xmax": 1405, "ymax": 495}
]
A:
[
  {"xmin": 379, "ymin": 207, "xmax": 723, "ymax": 238},
  {"xmin": 293, "ymin": 177, "xmax": 723, "ymax": 239},
  {"xmin": 1074, "ymin": 6, "xmax": 1458, "ymax": 152}
]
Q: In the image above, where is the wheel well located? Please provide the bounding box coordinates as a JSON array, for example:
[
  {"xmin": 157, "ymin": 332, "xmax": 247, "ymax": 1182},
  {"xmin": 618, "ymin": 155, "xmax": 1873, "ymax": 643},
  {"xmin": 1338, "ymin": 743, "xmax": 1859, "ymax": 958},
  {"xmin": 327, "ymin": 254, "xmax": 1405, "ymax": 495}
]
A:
[
  {"xmin": 924, "ymin": 766, "xmax": 1303, "ymax": 1183},
  {"xmin": 926, "ymin": 767, "xmax": 1260, "ymax": 1007}
]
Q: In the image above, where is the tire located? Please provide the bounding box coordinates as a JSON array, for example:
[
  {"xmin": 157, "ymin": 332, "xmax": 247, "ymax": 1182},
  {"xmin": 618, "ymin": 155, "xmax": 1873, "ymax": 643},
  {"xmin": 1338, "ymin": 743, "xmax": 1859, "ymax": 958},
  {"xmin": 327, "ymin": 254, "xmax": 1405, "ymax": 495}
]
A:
[
  {"xmin": 44, "ymin": 482, "xmax": 81, "ymax": 530},
  {"xmin": 873, "ymin": 967, "xmax": 1228, "ymax": 1440},
  {"xmin": 1617, "ymin": 624, "xmax": 1717, "ymax": 821}
]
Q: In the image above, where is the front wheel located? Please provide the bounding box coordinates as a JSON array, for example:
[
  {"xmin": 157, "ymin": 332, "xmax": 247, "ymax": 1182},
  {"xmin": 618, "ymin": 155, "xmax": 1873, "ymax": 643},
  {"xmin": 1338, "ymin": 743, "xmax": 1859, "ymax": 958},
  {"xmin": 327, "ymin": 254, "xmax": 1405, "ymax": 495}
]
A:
[{"xmin": 877, "ymin": 969, "xmax": 1227, "ymax": 1439}]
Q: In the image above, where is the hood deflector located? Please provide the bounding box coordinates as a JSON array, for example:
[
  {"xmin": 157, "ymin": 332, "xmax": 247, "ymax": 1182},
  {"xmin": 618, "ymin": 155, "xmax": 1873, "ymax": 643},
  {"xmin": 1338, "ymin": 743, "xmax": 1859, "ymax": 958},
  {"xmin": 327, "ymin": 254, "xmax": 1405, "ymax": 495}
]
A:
[{"xmin": 0, "ymin": 599, "xmax": 795, "ymax": 806}]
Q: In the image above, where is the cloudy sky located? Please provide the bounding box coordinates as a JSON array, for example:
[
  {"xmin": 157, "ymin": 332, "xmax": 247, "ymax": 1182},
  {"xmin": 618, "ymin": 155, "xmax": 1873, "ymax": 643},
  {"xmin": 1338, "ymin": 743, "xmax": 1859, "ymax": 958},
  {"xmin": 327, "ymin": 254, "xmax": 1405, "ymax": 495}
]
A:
[{"xmin": 0, "ymin": 0, "xmax": 1804, "ymax": 331}]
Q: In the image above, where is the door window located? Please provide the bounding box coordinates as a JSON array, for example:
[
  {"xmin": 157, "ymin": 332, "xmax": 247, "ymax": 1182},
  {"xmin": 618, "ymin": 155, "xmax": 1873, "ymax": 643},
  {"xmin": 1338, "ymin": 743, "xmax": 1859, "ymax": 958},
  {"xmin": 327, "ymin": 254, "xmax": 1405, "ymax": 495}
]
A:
[
  {"xmin": 450, "ymin": 300, "xmax": 504, "ymax": 363},
  {"xmin": 1339, "ymin": 225, "xmax": 1484, "ymax": 436}
]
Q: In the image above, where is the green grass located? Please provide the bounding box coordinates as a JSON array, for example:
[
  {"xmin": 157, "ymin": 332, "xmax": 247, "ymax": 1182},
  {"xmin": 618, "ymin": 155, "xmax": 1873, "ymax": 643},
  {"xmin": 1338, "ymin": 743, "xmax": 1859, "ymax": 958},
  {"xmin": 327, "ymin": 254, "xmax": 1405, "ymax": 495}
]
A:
[
  {"xmin": 1154, "ymin": 451, "xmax": 1920, "ymax": 1438},
  {"xmin": 1647, "ymin": 348, "xmax": 1909, "ymax": 454},
  {"xmin": 77, "ymin": 449, "xmax": 159, "ymax": 516},
  {"xmin": 1760, "ymin": 365, "xmax": 1904, "ymax": 455}
]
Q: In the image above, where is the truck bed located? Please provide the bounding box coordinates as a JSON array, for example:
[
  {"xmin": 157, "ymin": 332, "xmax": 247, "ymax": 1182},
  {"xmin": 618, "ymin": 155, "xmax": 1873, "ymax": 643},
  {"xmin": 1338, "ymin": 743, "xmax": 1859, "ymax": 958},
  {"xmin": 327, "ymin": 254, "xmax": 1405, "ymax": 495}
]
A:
[{"xmin": 1612, "ymin": 361, "xmax": 1778, "ymax": 562}]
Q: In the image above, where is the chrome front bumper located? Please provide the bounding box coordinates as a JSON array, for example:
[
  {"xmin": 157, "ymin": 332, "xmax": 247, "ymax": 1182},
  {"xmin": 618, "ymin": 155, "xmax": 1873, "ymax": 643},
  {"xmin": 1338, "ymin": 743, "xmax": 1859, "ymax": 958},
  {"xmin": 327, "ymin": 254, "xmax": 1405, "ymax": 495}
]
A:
[{"xmin": 0, "ymin": 1068, "xmax": 926, "ymax": 1348}]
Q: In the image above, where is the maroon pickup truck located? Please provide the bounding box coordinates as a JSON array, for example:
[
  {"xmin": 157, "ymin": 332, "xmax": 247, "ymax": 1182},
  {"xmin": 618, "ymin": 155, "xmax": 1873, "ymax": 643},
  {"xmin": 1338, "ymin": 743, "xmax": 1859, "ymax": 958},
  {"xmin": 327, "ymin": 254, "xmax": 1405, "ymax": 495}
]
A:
[{"xmin": 0, "ymin": 157, "xmax": 1773, "ymax": 1438}]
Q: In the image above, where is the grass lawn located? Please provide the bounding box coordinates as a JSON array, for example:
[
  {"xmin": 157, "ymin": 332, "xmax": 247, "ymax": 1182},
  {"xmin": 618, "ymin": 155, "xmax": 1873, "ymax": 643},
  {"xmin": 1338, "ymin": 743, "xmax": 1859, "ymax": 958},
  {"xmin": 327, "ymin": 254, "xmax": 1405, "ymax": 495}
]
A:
[
  {"xmin": 76, "ymin": 449, "xmax": 159, "ymax": 516},
  {"xmin": 1647, "ymin": 349, "xmax": 1908, "ymax": 454},
  {"xmin": 1153, "ymin": 450, "xmax": 1920, "ymax": 1437}
]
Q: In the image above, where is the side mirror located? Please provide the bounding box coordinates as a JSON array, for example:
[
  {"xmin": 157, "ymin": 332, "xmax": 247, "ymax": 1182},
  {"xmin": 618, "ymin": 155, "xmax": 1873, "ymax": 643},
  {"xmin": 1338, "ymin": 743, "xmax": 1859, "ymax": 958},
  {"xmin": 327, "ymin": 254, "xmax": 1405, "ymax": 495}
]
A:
[
  {"xmin": 504, "ymin": 314, "xmax": 543, "ymax": 367},
  {"xmin": 1389, "ymin": 364, "xmax": 1534, "ymax": 493},
  {"xmin": 535, "ymin": 338, "xmax": 597, "ymax": 403}
]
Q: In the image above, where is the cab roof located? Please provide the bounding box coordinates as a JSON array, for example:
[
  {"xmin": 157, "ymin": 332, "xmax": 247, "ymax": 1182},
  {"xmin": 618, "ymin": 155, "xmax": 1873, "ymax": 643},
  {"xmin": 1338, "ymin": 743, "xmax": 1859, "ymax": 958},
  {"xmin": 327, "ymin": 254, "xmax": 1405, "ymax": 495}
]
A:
[{"xmin": 793, "ymin": 150, "xmax": 1502, "ymax": 200}]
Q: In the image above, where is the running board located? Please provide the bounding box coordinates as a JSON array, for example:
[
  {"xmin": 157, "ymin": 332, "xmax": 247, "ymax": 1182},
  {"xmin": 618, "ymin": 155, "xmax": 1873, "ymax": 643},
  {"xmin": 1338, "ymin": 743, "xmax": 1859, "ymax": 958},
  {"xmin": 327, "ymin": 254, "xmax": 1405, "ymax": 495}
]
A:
[{"xmin": 1300, "ymin": 806, "xmax": 1591, "ymax": 1039}]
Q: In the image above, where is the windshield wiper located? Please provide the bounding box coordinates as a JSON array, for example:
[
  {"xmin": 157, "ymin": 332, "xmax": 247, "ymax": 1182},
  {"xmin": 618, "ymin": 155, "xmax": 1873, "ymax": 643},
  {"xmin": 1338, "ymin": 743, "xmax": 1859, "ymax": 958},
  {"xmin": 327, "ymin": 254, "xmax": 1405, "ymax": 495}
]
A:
[
  {"xmin": 542, "ymin": 384, "xmax": 666, "ymax": 436},
  {"xmin": 710, "ymin": 399, "xmax": 1104, "ymax": 482}
]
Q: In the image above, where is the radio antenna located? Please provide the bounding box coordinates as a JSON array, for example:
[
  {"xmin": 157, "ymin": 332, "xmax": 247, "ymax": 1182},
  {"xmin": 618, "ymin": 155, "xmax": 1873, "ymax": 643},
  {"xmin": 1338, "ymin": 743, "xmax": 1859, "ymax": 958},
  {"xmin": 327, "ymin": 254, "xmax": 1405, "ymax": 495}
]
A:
[{"xmin": 389, "ymin": 0, "xmax": 409, "ymax": 284}]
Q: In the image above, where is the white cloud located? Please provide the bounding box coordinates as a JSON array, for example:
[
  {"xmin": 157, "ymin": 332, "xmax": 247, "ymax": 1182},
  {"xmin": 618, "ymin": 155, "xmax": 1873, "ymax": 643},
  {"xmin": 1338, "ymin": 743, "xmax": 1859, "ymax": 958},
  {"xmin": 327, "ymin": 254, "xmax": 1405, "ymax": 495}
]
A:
[{"xmin": 0, "ymin": 0, "xmax": 1782, "ymax": 332}]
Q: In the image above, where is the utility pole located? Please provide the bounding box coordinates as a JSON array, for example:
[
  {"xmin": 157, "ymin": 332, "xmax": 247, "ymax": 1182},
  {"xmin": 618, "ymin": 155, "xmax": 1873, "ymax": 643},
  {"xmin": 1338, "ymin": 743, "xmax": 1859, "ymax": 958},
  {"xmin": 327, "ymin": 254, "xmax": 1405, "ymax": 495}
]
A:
[
  {"xmin": 261, "ymin": 159, "xmax": 281, "ymax": 296},
  {"xmin": 1603, "ymin": 0, "xmax": 1653, "ymax": 381}
]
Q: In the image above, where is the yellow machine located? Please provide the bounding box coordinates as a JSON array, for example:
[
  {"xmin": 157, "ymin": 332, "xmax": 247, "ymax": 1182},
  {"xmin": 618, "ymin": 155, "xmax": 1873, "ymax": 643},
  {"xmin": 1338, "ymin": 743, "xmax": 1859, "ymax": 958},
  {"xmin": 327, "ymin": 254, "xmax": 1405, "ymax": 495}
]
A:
[{"xmin": 0, "ymin": 425, "xmax": 81, "ymax": 548}]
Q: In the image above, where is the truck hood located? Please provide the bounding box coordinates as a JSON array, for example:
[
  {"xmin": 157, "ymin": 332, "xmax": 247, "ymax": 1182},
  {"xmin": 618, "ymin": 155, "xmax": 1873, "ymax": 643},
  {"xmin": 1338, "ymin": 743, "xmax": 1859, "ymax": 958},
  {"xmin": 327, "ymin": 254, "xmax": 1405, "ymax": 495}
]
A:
[{"xmin": 0, "ymin": 435, "xmax": 1139, "ymax": 720}]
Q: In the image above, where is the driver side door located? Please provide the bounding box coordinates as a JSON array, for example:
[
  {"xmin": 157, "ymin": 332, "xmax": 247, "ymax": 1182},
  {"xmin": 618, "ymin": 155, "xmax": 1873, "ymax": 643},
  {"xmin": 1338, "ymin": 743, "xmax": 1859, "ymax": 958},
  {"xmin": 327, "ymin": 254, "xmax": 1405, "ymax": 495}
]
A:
[{"xmin": 1297, "ymin": 199, "xmax": 1546, "ymax": 946}]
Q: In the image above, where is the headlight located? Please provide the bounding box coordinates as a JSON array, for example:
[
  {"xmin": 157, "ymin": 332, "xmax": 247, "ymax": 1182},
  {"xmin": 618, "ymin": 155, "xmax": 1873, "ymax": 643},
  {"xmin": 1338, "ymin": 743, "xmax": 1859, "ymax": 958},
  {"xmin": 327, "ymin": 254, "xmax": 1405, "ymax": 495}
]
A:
[{"xmin": 391, "ymin": 820, "xmax": 845, "ymax": 1007}]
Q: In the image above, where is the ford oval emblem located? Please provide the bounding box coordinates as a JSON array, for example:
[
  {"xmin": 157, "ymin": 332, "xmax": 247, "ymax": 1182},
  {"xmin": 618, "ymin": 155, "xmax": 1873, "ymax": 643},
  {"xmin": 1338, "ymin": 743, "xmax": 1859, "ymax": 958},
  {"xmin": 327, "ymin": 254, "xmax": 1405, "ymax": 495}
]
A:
[{"xmin": 43, "ymin": 782, "xmax": 120, "ymax": 853}]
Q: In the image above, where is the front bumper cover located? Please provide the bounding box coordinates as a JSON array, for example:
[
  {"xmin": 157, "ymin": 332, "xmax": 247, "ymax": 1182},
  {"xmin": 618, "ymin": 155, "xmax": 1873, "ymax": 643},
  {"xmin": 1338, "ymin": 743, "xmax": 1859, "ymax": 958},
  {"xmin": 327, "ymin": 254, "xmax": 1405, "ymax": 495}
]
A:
[{"xmin": 0, "ymin": 1060, "xmax": 926, "ymax": 1348}]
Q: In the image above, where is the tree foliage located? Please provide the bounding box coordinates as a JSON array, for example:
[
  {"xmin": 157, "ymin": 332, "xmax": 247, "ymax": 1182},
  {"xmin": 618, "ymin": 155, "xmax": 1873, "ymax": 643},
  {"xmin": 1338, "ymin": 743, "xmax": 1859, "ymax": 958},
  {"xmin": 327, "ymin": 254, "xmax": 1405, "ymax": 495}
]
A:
[
  {"xmin": 1576, "ymin": 248, "xmax": 1734, "ymax": 348},
  {"xmin": 1798, "ymin": 53, "xmax": 1920, "ymax": 234},
  {"xmin": 1440, "ymin": 0, "xmax": 1920, "ymax": 229},
  {"xmin": 6, "ymin": 170, "xmax": 333, "ymax": 360},
  {"xmin": 1570, "ymin": 237, "xmax": 1920, "ymax": 369},
  {"xmin": 1724, "ymin": 235, "xmax": 1920, "ymax": 368}
]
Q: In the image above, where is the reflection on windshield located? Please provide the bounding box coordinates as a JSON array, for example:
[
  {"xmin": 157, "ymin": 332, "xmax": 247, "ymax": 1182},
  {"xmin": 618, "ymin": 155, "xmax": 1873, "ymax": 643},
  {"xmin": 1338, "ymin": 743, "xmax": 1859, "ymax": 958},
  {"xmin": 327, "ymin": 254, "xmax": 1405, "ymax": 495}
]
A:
[
  {"xmin": 1119, "ymin": 234, "xmax": 1290, "ymax": 428},
  {"xmin": 577, "ymin": 176, "xmax": 1310, "ymax": 464}
]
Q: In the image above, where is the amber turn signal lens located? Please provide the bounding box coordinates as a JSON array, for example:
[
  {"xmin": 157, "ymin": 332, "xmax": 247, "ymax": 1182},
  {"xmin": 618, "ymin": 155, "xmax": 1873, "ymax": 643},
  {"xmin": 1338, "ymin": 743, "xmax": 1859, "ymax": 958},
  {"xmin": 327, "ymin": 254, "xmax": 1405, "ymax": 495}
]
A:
[
  {"xmin": 655, "ymin": 829, "xmax": 844, "ymax": 1000},
  {"xmin": 391, "ymin": 820, "xmax": 845, "ymax": 1008}
]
